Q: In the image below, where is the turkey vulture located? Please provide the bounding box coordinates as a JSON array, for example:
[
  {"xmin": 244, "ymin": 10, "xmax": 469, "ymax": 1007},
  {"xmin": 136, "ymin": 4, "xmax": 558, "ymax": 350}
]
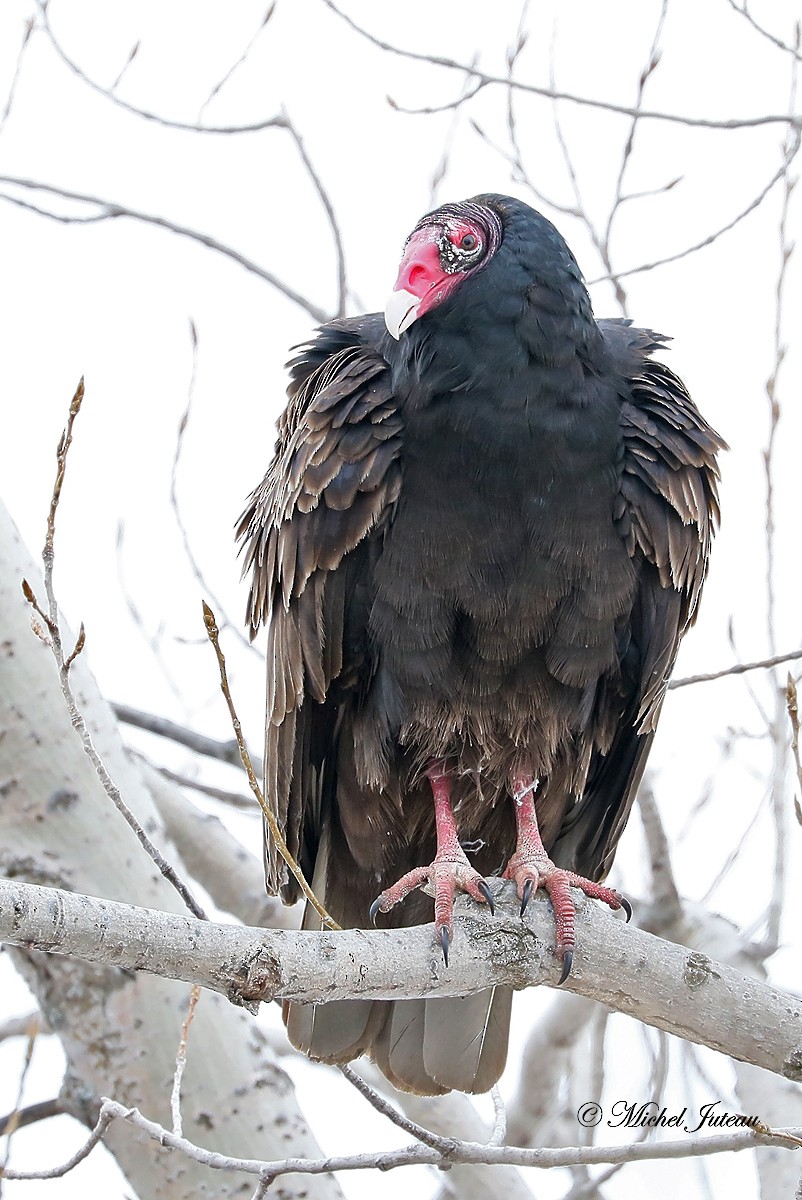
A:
[{"xmin": 238, "ymin": 194, "xmax": 724, "ymax": 1095}]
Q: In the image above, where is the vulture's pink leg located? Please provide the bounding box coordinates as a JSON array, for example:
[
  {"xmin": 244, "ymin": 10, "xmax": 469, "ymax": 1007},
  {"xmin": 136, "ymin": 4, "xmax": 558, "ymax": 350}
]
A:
[
  {"xmin": 503, "ymin": 773, "xmax": 631, "ymax": 983},
  {"xmin": 369, "ymin": 761, "xmax": 493, "ymax": 964}
]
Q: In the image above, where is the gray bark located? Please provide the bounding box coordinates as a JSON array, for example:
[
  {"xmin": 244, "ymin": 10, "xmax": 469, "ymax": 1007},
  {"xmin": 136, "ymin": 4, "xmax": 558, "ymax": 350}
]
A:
[
  {"xmin": 2, "ymin": 875, "xmax": 802, "ymax": 1086},
  {"xmin": 0, "ymin": 501, "xmax": 342, "ymax": 1199}
]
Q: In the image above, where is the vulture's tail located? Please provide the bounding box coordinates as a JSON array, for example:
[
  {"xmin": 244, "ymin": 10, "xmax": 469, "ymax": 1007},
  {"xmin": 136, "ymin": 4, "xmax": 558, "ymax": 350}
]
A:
[{"xmin": 283, "ymin": 825, "xmax": 512, "ymax": 1094}]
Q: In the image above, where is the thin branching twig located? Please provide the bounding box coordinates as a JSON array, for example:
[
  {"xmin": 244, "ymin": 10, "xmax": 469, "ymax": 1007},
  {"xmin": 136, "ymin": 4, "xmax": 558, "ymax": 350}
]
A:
[
  {"xmin": 3, "ymin": 1094, "xmax": 800, "ymax": 1184},
  {"xmin": 202, "ymin": 601, "xmax": 339, "ymax": 929},
  {"xmin": 321, "ymin": 0, "xmax": 801, "ymax": 130},
  {"xmin": 21, "ymin": 380, "xmax": 208, "ymax": 923},
  {"xmin": 0, "ymin": 1019, "xmax": 39, "ymax": 1175},
  {"xmin": 37, "ymin": 1, "xmax": 284, "ymax": 136},
  {"xmin": 787, "ymin": 676, "xmax": 802, "ymax": 827},
  {"xmin": 0, "ymin": 1099, "xmax": 63, "ymax": 1138},
  {"xmin": 0, "ymin": 176, "xmax": 329, "ymax": 323},
  {"xmin": 282, "ymin": 113, "xmax": 348, "ymax": 318},
  {"xmin": 337, "ymin": 1065, "xmax": 455, "ymax": 1153},
  {"xmin": 669, "ymin": 648, "xmax": 802, "ymax": 688},
  {"xmin": 171, "ymin": 986, "xmax": 202, "ymax": 1137},
  {"xmin": 0, "ymin": 16, "xmax": 34, "ymax": 136},
  {"xmin": 198, "ymin": 3, "xmax": 277, "ymax": 121},
  {"xmin": 169, "ymin": 322, "xmax": 259, "ymax": 657},
  {"xmin": 112, "ymin": 700, "xmax": 261, "ymax": 772}
]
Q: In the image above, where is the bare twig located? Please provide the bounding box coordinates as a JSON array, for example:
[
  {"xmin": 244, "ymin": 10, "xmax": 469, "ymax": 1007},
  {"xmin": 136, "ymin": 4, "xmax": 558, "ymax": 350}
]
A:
[
  {"xmin": 112, "ymin": 701, "xmax": 262, "ymax": 774},
  {"xmin": 114, "ymin": 522, "xmax": 188, "ymax": 706},
  {"xmin": 202, "ymin": 601, "xmax": 339, "ymax": 930},
  {"xmin": 249, "ymin": 1173, "xmax": 274, "ymax": 1200},
  {"xmin": 21, "ymin": 381, "xmax": 208, "ymax": 923},
  {"xmin": 3, "ymin": 1093, "xmax": 799, "ymax": 1184},
  {"xmin": 198, "ymin": 4, "xmax": 277, "ymax": 120},
  {"xmin": 108, "ymin": 39, "xmax": 140, "ymax": 92},
  {"xmin": 598, "ymin": 0, "xmax": 668, "ymax": 311},
  {"xmin": 147, "ymin": 761, "xmax": 256, "ymax": 811},
  {"xmin": 503, "ymin": 6, "xmax": 580, "ymax": 217},
  {"xmin": 0, "ymin": 1098, "xmax": 64, "ymax": 1136},
  {"xmin": 488, "ymin": 1086, "xmax": 507, "ymax": 1147},
  {"xmin": 0, "ymin": 1012, "xmax": 48, "ymax": 1044},
  {"xmin": 1, "ymin": 1105, "xmax": 115, "ymax": 1180},
  {"xmin": 0, "ymin": 176, "xmax": 329, "ymax": 323},
  {"xmin": 669, "ymin": 648, "xmax": 802, "ymax": 689},
  {"xmin": 321, "ymin": 0, "xmax": 802, "ymax": 130},
  {"xmin": 337, "ymin": 1065, "xmax": 455, "ymax": 1153},
  {"xmin": 0, "ymin": 1018, "xmax": 39, "ymax": 1172},
  {"xmin": 37, "ymin": 1, "xmax": 285, "ymax": 135},
  {"xmin": 0, "ymin": 17, "xmax": 35, "ymax": 136},
  {"xmin": 726, "ymin": 618, "xmax": 773, "ymax": 727},
  {"xmin": 699, "ymin": 781, "xmax": 771, "ymax": 908},
  {"xmin": 282, "ymin": 113, "xmax": 348, "ymax": 318},
  {"xmin": 169, "ymin": 322, "xmax": 258, "ymax": 656},
  {"xmin": 724, "ymin": 0, "xmax": 802, "ymax": 64},
  {"xmin": 547, "ymin": 24, "xmax": 630, "ymax": 316},
  {"xmin": 788, "ymin": 676, "xmax": 802, "ymax": 827},
  {"xmin": 764, "ymin": 52, "xmax": 798, "ymax": 657},
  {"xmin": 142, "ymin": 764, "xmax": 299, "ymax": 930},
  {"xmin": 171, "ymin": 986, "xmax": 202, "ymax": 1137},
  {"xmin": 392, "ymin": 77, "xmax": 487, "ymax": 117},
  {"xmin": 756, "ymin": 43, "xmax": 799, "ymax": 958},
  {"xmin": 427, "ymin": 72, "xmax": 473, "ymax": 207},
  {"xmin": 588, "ymin": 133, "xmax": 801, "ymax": 286}
]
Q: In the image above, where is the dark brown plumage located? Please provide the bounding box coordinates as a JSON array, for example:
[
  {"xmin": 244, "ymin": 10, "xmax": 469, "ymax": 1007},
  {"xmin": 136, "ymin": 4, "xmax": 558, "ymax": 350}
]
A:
[{"xmin": 237, "ymin": 194, "xmax": 724, "ymax": 1095}]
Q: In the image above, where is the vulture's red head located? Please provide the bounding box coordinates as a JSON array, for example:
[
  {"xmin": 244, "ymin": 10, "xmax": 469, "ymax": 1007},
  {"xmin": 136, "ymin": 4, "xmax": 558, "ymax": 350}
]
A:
[
  {"xmin": 384, "ymin": 195, "xmax": 592, "ymax": 348},
  {"xmin": 385, "ymin": 199, "xmax": 504, "ymax": 339}
]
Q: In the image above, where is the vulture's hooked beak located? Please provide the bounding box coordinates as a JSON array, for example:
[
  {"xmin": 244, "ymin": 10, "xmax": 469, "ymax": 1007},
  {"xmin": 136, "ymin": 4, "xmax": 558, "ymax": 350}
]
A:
[
  {"xmin": 384, "ymin": 288, "xmax": 421, "ymax": 340},
  {"xmin": 385, "ymin": 227, "xmax": 446, "ymax": 339}
]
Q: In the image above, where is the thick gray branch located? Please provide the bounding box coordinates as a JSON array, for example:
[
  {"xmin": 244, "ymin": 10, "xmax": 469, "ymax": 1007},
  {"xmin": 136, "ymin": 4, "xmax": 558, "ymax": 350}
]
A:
[{"xmin": 2, "ymin": 877, "xmax": 801, "ymax": 1084}]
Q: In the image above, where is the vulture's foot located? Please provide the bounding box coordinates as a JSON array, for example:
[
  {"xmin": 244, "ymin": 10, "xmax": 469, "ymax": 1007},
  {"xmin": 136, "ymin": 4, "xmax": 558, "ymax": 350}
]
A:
[
  {"xmin": 369, "ymin": 761, "xmax": 494, "ymax": 965},
  {"xmin": 506, "ymin": 773, "xmax": 632, "ymax": 984},
  {"xmin": 370, "ymin": 855, "xmax": 493, "ymax": 966}
]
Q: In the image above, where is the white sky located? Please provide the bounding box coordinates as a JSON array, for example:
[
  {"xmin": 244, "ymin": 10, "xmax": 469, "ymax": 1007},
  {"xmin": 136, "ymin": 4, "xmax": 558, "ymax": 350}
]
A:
[{"xmin": 0, "ymin": 2, "xmax": 800, "ymax": 1198}]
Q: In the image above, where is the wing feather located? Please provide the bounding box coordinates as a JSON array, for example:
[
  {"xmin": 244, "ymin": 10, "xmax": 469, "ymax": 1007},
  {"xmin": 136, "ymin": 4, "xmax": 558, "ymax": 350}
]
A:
[
  {"xmin": 237, "ymin": 319, "xmax": 402, "ymax": 896},
  {"xmin": 552, "ymin": 323, "xmax": 725, "ymax": 880}
]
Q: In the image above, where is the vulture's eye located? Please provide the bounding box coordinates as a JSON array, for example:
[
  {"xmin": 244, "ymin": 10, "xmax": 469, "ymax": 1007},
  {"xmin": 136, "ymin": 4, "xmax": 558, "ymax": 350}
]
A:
[{"xmin": 460, "ymin": 232, "xmax": 478, "ymax": 251}]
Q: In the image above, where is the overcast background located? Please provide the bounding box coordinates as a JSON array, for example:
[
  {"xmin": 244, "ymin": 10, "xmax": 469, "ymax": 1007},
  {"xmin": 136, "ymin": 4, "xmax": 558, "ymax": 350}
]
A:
[{"xmin": 0, "ymin": 2, "xmax": 800, "ymax": 1197}]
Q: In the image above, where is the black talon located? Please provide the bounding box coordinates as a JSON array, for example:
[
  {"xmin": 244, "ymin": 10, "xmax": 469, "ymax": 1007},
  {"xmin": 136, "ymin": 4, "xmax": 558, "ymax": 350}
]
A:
[
  {"xmin": 520, "ymin": 877, "xmax": 534, "ymax": 917},
  {"xmin": 477, "ymin": 879, "xmax": 495, "ymax": 916},
  {"xmin": 619, "ymin": 894, "xmax": 633, "ymax": 923},
  {"xmin": 369, "ymin": 896, "xmax": 383, "ymax": 926},
  {"xmin": 440, "ymin": 925, "xmax": 451, "ymax": 967},
  {"xmin": 558, "ymin": 947, "xmax": 573, "ymax": 985}
]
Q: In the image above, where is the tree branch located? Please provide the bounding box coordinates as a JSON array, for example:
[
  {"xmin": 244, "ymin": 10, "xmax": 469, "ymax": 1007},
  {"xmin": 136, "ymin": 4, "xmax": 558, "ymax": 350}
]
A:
[
  {"xmin": 112, "ymin": 701, "xmax": 263, "ymax": 773},
  {"xmin": 669, "ymin": 648, "xmax": 802, "ymax": 689},
  {"xmin": 2, "ymin": 878, "xmax": 801, "ymax": 1083},
  {"xmin": 0, "ymin": 1098, "xmax": 64, "ymax": 1136},
  {"xmin": 37, "ymin": 0, "xmax": 285, "ymax": 135},
  {"xmin": 4, "ymin": 1094, "xmax": 800, "ymax": 1184},
  {"xmin": 321, "ymin": 0, "xmax": 802, "ymax": 131},
  {"xmin": 0, "ymin": 175, "xmax": 330, "ymax": 323}
]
